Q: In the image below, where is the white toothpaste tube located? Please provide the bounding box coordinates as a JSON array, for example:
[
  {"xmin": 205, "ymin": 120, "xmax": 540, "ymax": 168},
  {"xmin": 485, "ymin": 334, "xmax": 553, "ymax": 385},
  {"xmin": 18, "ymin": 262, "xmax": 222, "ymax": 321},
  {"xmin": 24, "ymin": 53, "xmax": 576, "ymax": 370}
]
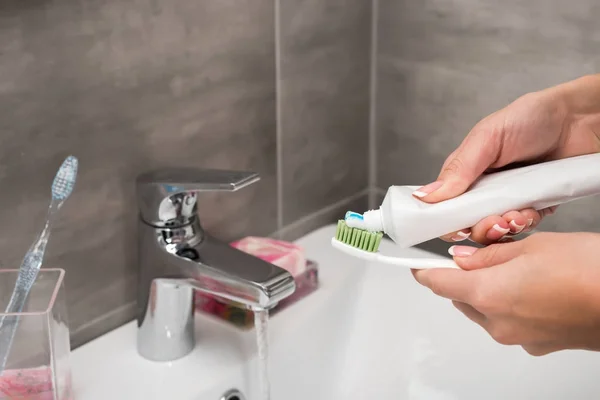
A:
[{"xmin": 354, "ymin": 153, "xmax": 600, "ymax": 248}]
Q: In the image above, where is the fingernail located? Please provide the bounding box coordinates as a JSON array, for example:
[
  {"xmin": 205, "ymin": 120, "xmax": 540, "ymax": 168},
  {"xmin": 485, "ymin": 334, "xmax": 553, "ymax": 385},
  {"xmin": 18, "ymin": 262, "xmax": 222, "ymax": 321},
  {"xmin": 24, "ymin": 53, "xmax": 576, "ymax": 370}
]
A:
[
  {"xmin": 451, "ymin": 230, "xmax": 471, "ymax": 241},
  {"xmin": 448, "ymin": 245, "xmax": 477, "ymax": 257},
  {"xmin": 524, "ymin": 218, "xmax": 534, "ymax": 232},
  {"xmin": 487, "ymin": 223, "xmax": 510, "ymax": 239},
  {"xmin": 413, "ymin": 181, "xmax": 444, "ymax": 198},
  {"xmin": 509, "ymin": 220, "xmax": 526, "ymax": 234}
]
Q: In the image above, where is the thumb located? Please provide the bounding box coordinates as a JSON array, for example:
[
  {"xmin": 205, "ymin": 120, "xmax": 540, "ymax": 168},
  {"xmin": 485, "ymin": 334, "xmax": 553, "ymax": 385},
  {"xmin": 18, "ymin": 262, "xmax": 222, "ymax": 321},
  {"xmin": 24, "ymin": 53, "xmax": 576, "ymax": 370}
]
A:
[
  {"xmin": 412, "ymin": 268, "xmax": 475, "ymax": 303},
  {"xmin": 449, "ymin": 241, "xmax": 523, "ymax": 270},
  {"xmin": 414, "ymin": 126, "xmax": 502, "ymax": 203}
]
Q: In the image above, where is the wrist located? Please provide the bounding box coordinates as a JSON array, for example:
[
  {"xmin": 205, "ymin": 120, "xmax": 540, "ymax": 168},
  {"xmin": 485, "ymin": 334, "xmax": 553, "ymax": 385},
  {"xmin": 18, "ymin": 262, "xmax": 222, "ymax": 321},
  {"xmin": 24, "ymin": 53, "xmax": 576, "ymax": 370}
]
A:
[
  {"xmin": 546, "ymin": 74, "xmax": 600, "ymax": 143},
  {"xmin": 552, "ymin": 74, "xmax": 600, "ymax": 115}
]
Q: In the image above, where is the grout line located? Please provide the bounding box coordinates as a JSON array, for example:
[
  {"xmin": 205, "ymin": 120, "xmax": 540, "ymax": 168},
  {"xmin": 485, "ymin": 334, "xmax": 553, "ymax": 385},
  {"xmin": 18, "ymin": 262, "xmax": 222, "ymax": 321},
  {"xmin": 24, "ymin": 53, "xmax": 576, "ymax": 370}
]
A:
[
  {"xmin": 275, "ymin": 0, "xmax": 284, "ymax": 231},
  {"xmin": 271, "ymin": 189, "xmax": 369, "ymax": 238},
  {"xmin": 72, "ymin": 301, "xmax": 136, "ymax": 337},
  {"xmin": 368, "ymin": 0, "xmax": 379, "ymax": 209}
]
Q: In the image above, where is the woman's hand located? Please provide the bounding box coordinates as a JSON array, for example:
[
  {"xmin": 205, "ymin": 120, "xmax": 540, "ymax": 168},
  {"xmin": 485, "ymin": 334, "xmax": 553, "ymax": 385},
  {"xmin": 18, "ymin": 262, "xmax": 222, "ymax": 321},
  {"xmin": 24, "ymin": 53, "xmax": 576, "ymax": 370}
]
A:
[
  {"xmin": 413, "ymin": 74, "xmax": 600, "ymax": 244},
  {"xmin": 412, "ymin": 233, "xmax": 600, "ymax": 356}
]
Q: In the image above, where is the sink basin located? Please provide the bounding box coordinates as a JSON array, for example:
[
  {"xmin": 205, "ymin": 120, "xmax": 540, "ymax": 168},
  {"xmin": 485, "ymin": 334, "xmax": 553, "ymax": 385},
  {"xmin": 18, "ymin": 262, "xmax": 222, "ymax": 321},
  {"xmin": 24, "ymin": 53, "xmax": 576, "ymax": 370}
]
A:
[{"xmin": 72, "ymin": 224, "xmax": 600, "ymax": 399}]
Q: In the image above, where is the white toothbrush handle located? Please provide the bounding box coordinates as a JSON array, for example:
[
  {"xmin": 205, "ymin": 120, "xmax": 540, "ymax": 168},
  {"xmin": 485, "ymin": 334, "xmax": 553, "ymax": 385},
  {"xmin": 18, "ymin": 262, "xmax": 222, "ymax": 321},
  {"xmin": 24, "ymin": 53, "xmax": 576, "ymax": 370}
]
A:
[
  {"xmin": 374, "ymin": 252, "xmax": 459, "ymax": 269},
  {"xmin": 331, "ymin": 238, "xmax": 459, "ymax": 269}
]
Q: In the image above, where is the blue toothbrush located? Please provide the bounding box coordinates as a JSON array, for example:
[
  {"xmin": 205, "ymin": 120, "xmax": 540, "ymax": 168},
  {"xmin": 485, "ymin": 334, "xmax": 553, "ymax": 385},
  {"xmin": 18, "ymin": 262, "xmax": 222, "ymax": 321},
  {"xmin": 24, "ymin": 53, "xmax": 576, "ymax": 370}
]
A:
[{"xmin": 0, "ymin": 155, "xmax": 79, "ymax": 373}]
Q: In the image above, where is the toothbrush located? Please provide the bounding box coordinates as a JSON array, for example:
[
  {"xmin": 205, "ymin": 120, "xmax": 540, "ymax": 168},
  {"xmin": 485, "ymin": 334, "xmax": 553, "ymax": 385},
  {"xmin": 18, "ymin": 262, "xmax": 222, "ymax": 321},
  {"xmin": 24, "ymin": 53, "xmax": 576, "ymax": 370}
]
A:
[
  {"xmin": 0, "ymin": 155, "xmax": 79, "ymax": 373},
  {"xmin": 331, "ymin": 215, "xmax": 459, "ymax": 269}
]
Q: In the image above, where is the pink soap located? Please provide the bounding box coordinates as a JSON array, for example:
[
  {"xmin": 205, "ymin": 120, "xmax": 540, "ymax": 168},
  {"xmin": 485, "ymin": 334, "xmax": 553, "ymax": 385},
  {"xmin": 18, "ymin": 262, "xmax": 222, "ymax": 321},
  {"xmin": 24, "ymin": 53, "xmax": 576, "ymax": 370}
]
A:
[{"xmin": 230, "ymin": 237, "xmax": 306, "ymax": 277}]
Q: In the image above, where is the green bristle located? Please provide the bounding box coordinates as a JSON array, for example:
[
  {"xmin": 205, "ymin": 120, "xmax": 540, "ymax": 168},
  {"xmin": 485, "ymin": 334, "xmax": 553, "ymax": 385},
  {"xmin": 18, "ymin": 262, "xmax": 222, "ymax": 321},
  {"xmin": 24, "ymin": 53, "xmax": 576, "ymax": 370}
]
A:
[
  {"xmin": 374, "ymin": 234, "xmax": 383, "ymax": 251},
  {"xmin": 334, "ymin": 220, "xmax": 383, "ymax": 253},
  {"xmin": 358, "ymin": 231, "xmax": 366, "ymax": 248},
  {"xmin": 364, "ymin": 233, "xmax": 373, "ymax": 251},
  {"xmin": 336, "ymin": 220, "xmax": 343, "ymax": 240},
  {"xmin": 350, "ymin": 228, "xmax": 358, "ymax": 245},
  {"xmin": 343, "ymin": 224, "xmax": 351, "ymax": 242},
  {"xmin": 365, "ymin": 233, "xmax": 373, "ymax": 251}
]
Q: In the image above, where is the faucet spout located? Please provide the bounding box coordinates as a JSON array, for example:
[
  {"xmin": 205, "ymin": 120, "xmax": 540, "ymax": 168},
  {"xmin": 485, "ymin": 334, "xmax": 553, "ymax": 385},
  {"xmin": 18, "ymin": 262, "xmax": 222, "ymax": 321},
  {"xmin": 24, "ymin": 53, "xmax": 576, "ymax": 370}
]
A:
[{"xmin": 171, "ymin": 233, "xmax": 296, "ymax": 309}]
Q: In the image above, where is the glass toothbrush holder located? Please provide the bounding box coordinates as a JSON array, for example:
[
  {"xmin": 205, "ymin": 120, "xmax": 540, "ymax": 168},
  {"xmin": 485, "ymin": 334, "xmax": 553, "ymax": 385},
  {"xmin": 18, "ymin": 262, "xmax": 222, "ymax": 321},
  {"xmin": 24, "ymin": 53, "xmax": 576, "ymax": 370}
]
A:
[{"xmin": 0, "ymin": 269, "xmax": 72, "ymax": 400}]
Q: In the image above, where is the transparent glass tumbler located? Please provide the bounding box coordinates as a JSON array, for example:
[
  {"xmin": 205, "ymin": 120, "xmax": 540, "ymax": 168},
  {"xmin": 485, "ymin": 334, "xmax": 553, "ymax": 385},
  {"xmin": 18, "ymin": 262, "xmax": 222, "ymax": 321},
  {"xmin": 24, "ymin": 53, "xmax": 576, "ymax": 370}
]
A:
[{"xmin": 0, "ymin": 269, "xmax": 72, "ymax": 400}]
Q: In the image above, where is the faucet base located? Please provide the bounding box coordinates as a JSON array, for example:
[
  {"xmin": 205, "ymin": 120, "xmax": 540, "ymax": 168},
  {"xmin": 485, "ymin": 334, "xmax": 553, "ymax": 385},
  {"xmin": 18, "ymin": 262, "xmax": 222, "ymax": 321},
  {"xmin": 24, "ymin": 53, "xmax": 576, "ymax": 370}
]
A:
[{"xmin": 137, "ymin": 279, "xmax": 195, "ymax": 362}]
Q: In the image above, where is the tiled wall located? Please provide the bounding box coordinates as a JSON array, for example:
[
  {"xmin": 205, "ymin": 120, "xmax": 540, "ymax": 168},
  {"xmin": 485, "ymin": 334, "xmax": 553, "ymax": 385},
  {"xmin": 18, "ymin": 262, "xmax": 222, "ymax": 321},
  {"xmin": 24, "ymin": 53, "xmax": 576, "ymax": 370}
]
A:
[
  {"xmin": 0, "ymin": 0, "xmax": 371, "ymax": 347},
  {"xmin": 374, "ymin": 0, "xmax": 600, "ymax": 239},
  {"xmin": 278, "ymin": 0, "xmax": 371, "ymax": 236}
]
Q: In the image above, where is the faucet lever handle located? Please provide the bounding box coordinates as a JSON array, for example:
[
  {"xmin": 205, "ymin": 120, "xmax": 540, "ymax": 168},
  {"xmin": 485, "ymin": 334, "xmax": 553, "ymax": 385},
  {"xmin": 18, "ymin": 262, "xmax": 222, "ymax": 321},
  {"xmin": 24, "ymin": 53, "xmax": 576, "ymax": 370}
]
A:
[{"xmin": 136, "ymin": 168, "xmax": 260, "ymax": 227}]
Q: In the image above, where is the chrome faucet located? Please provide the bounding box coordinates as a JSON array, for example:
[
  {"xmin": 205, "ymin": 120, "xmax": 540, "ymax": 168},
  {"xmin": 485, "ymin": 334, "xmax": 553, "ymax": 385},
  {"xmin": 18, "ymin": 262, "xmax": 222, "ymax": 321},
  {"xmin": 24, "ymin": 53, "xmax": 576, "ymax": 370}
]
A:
[{"xmin": 135, "ymin": 168, "xmax": 296, "ymax": 362}]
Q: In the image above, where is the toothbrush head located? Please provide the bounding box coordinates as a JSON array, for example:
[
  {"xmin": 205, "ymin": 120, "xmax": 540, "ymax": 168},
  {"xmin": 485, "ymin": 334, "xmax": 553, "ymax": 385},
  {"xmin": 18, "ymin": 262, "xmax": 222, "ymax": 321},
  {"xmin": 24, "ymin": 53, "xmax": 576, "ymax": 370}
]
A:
[
  {"xmin": 334, "ymin": 220, "xmax": 383, "ymax": 253},
  {"xmin": 51, "ymin": 155, "xmax": 78, "ymax": 201}
]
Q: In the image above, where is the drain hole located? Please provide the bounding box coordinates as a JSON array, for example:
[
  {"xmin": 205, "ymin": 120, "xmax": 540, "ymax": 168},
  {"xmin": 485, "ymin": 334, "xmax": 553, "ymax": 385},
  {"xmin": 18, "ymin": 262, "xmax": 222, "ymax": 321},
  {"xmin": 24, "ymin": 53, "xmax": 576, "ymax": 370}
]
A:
[{"xmin": 220, "ymin": 389, "xmax": 245, "ymax": 400}]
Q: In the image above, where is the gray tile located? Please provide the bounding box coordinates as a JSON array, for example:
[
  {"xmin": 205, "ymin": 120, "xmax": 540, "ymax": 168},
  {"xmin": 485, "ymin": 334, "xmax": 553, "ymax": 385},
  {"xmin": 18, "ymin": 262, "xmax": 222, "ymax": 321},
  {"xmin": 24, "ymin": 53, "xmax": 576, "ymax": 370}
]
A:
[
  {"xmin": 277, "ymin": 193, "xmax": 368, "ymax": 242},
  {"xmin": 369, "ymin": 187, "xmax": 385, "ymax": 210},
  {"xmin": 378, "ymin": 0, "xmax": 600, "ymax": 80},
  {"xmin": 537, "ymin": 198, "xmax": 600, "ymax": 234},
  {"xmin": 71, "ymin": 302, "xmax": 136, "ymax": 349},
  {"xmin": 0, "ymin": 0, "xmax": 276, "ymax": 344},
  {"xmin": 376, "ymin": 59, "xmax": 495, "ymax": 188},
  {"xmin": 279, "ymin": 0, "xmax": 372, "ymax": 225},
  {"xmin": 376, "ymin": 0, "xmax": 600, "ymax": 235}
]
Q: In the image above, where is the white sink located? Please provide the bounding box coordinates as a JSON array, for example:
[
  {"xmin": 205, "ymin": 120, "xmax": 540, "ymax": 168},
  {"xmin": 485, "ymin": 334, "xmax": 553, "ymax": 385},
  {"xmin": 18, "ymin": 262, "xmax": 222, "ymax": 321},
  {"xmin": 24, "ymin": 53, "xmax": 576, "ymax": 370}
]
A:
[{"xmin": 72, "ymin": 224, "xmax": 600, "ymax": 399}]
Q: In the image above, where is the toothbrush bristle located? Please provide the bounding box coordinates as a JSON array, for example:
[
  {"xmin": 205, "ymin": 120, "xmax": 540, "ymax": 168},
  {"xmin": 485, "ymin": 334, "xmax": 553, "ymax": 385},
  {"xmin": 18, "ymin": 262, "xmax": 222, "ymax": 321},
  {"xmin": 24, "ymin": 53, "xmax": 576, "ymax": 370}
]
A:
[
  {"xmin": 51, "ymin": 155, "xmax": 78, "ymax": 200},
  {"xmin": 335, "ymin": 220, "xmax": 383, "ymax": 252}
]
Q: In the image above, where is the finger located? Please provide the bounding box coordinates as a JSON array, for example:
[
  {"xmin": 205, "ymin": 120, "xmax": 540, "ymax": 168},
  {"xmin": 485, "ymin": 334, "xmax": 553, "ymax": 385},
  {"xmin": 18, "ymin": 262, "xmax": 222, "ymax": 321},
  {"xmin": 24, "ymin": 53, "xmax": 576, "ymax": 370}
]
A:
[
  {"xmin": 452, "ymin": 300, "xmax": 487, "ymax": 327},
  {"xmin": 412, "ymin": 268, "xmax": 477, "ymax": 303},
  {"xmin": 523, "ymin": 206, "xmax": 557, "ymax": 232},
  {"xmin": 413, "ymin": 124, "xmax": 503, "ymax": 204},
  {"xmin": 539, "ymin": 206, "xmax": 558, "ymax": 219},
  {"xmin": 440, "ymin": 209, "xmax": 542, "ymax": 243},
  {"xmin": 439, "ymin": 229, "xmax": 472, "ymax": 243},
  {"xmin": 519, "ymin": 208, "xmax": 542, "ymax": 232},
  {"xmin": 521, "ymin": 344, "xmax": 564, "ymax": 357},
  {"xmin": 502, "ymin": 210, "xmax": 528, "ymax": 234},
  {"xmin": 470, "ymin": 215, "xmax": 511, "ymax": 245},
  {"xmin": 449, "ymin": 241, "xmax": 523, "ymax": 271}
]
